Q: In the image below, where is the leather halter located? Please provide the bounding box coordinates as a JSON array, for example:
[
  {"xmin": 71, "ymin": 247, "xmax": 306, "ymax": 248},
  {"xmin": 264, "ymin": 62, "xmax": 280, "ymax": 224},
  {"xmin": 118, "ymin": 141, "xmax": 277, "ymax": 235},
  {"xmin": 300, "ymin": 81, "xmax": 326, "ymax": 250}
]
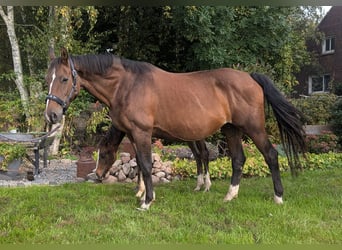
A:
[{"xmin": 46, "ymin": 57, "xmax": 78, "ymax": 114}]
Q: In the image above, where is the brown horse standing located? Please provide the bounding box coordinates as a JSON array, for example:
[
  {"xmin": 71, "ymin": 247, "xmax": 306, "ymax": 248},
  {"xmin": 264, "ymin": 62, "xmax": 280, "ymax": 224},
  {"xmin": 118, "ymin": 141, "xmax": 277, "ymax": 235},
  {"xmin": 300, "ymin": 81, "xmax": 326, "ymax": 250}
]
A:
[
  {"xmin": 95, "ymin": 124, "xmax": 211, "ymax": 196},
  {"xmin": 44, "ymin": 48, "xmax": 305, "ymax": 210}
]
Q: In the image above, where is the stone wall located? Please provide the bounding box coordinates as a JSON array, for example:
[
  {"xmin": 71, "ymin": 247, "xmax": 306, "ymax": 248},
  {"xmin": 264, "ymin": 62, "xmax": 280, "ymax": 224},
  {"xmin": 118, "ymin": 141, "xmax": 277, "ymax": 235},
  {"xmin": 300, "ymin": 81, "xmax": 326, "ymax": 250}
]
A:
[{"xmin": 101, "ymin": 152, "xmax": 173, "ymax": 184}]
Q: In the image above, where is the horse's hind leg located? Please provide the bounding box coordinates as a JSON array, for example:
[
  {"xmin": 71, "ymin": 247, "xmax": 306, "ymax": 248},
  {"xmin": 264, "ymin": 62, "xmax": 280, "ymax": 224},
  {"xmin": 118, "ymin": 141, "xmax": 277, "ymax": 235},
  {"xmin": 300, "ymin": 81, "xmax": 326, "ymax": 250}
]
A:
[
  {"xmin": 196, "ymin": 140, "xmax": 211, "ymax": 191},
  {"xmin": 189, "ymin": 140, "xmax": 211, "ymax": 191},
  {"xmin": 188, "ymin": 141, "xmax": 204, "ymax": 191},
  {"xmin": 221, "ymin": 124, "xmax": 246, "ymax": 202},
  {"xmin": 247, "ymin": 130, "xmax": 284, "ymax": 204}
]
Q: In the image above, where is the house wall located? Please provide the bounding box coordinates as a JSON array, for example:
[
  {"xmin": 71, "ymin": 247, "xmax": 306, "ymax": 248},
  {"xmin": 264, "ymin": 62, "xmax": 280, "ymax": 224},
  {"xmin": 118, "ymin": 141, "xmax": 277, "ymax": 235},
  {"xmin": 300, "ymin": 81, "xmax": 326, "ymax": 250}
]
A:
[{"xmin": 295, "ymin": 6, "xmax": 342, "ymax": 96}]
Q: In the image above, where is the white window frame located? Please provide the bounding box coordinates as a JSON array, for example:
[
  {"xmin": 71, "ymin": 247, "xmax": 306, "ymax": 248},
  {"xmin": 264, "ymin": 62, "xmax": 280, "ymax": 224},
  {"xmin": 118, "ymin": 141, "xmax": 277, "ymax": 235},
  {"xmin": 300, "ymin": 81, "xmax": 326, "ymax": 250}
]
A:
[
  {"xmin": 308, "ymin": 74, "xmax": 331, "ymax": 94},
  {"xmin": 322, "ymin": 36, "xmax": 335, "ymax": 54}
]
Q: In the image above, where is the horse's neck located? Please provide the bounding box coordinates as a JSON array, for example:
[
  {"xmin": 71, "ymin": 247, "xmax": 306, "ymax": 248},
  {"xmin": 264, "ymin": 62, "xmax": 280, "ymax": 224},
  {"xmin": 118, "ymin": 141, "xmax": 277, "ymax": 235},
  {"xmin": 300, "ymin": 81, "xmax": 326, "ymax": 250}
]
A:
[{"xmin": 80, "ymin": 72, "xmax": 121, "ymax": 107}]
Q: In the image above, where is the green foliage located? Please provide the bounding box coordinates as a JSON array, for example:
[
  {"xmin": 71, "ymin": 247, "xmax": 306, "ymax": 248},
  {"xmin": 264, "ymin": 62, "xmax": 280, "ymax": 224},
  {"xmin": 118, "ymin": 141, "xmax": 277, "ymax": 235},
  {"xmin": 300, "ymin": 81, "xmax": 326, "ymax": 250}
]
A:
[
  {"xmin": 0, "ymin": 91, "xmax": 23, "ymax": 131},
  {"xmin": 172, "ymin": 142, "xmax": 341, "ymax": 179},
  {"xmin": 330, "ymin": 97, "xmax": 342, "ymax": 145},
  {"xmin": 0, "ymin": 143, "xmax": 26, "ymax": 170},
  {"xmin": 92, "ymin": 6, "xmax": 322, "ymax": 93},
  {"xmin": 303, "ymin": 152, "xmax": 342, "ymax": 170},
  {"xmin": 305, "ymin": 131, "xmax": 338, "ymax": 153},
  {"xmin": 292, "ymin": 93, "xmax": 337, "ymax": 124},
  {"xmin": 86, "ymin": 106, "xmax": 111, "ymax": 134}
]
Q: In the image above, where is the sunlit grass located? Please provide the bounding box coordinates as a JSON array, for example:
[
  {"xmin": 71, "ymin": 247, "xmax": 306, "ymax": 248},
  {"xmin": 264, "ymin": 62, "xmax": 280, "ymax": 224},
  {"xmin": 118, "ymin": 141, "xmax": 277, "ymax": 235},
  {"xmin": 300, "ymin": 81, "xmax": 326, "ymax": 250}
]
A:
[{"xmin": 0, "ymin": 168, "xmax": 341, "ymax": 244}]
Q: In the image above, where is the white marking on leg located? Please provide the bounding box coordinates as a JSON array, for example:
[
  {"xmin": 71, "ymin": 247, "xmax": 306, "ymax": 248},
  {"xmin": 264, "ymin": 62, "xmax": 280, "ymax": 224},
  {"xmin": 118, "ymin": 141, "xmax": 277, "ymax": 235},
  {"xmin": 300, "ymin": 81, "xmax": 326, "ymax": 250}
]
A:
[
  {"xmin": 274, "ymin": 195, "xmax": 283, "ymax": 204},
  {"xmin": 204, "ymin": 173, "xmax": 211, "ymax": 192},
  {"xmin": 137, "ymin": 191, "xmax": 155, "ymax": 211},
  {"xmin": 135, "ymin": 172, "xmax": 145, "ymax": 198},
  {"xmin": 224, "ymin": 184, "xmax": 240, "ymax": 202},
  {"xmin": 194, "ymin": 173, "xmax": 204, "ymax": 191},
  {"xmin": 137, "ymin": 201, "xmax": 152, "ymax": 211}
]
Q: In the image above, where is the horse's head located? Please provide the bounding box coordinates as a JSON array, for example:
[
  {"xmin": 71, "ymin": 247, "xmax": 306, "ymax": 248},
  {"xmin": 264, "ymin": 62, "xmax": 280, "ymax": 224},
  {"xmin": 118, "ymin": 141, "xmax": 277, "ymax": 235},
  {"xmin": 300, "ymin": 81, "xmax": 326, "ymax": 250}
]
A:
[
  {"xmin": 95, "ymin": 124, "xmax": 116, "ymax": 180},
  {"xmin": 44, "ymin": 47, "xmax": 80, "ymax": 124}
]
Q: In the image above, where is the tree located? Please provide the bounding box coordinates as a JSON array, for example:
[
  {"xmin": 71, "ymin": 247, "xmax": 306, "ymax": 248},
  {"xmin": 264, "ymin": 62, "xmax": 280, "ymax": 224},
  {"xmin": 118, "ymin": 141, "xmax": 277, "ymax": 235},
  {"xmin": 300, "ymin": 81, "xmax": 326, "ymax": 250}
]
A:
[{"xmin": 0, "ymin": 6, "xmax": 30, "ymax": 120}]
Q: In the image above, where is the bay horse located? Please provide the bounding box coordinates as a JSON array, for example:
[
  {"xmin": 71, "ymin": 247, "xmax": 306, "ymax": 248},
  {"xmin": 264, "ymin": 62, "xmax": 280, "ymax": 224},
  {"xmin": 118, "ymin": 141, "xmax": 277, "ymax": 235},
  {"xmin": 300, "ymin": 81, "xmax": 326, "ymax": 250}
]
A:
[
  {"xmin": 44, "ymin": 47, "xmax": 306, "ymax": 210},
  {"xmin": 95, "ymin": 124, "xmax": 211, "ymax": 197}
]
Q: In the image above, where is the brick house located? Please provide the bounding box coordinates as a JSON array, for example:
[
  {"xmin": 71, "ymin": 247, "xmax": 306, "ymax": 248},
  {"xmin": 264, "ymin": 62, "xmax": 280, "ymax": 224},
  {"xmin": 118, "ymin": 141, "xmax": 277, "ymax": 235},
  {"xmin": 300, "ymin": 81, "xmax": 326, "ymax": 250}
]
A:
[{"xmin": 295, "ymin": 6, "xmax": 342, "ymax": 96}]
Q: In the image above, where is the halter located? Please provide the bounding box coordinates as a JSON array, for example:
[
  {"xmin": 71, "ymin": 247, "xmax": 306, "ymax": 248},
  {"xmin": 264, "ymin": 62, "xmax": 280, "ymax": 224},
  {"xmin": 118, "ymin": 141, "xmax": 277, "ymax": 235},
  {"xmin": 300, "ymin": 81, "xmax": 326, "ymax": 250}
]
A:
[{"xmin": 46, "ymin": 57, "xmax": 78, "ymax": 114}]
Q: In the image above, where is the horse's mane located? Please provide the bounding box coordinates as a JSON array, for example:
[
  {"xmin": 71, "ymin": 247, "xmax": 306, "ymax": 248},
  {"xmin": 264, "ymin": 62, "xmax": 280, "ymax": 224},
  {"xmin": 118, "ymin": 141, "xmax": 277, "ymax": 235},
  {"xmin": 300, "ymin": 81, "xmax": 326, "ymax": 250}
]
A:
[{"xmin": 70, "ymin": 53, "xmax": 153, "ymax": 76}]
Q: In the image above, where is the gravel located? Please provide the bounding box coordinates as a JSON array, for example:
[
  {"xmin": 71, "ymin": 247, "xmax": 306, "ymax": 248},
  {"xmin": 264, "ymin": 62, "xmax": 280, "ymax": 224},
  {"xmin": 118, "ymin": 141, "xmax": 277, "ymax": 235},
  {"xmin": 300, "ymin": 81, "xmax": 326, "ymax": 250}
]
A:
[{"xmin": 0, "ymin": 159, "xmax": 83, "ymax": 187}]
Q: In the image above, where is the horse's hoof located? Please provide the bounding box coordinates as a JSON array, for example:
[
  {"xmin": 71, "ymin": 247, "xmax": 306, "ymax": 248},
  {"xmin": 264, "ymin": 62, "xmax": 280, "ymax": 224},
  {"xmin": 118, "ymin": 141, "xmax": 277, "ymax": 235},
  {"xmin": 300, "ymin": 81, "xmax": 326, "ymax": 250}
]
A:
[
  {"xmin": 223, "ymin": 194, "xmax": 238, "ymax": 202},
  {"xmin": 194, "ymin": 186, "xmax": 201, "ymax": 191},
  {"xmin": 136, "ymin": 202, "xmax": 152, "ymax": 211},
  {"xmin": 223, "ymin": 184, "xmax": 239, "ymax": 202},
  {"xmin": 274, "ymin": 195, "xmax": 283, "ymax": 204}
]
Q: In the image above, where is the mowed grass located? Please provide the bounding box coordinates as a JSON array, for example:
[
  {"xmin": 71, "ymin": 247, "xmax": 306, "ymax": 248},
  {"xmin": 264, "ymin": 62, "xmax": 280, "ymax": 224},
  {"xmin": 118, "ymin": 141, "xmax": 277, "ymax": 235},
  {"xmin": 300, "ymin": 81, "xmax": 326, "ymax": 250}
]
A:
[{"xmin": 0, "ymin": 168, "xmax": 341, "ymax": 244}]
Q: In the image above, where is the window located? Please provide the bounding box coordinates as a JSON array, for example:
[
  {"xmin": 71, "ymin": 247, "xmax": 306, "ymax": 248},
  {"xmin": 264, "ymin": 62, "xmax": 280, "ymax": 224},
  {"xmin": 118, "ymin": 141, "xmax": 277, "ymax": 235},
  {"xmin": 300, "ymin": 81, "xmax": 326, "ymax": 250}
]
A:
[
  {"xmin": 322, "ymin": 37, "xmax": 335, "ymax": 54},
  {"xmin": 308, "ymin": 74, "xmax": 331, "ymax": 94}
]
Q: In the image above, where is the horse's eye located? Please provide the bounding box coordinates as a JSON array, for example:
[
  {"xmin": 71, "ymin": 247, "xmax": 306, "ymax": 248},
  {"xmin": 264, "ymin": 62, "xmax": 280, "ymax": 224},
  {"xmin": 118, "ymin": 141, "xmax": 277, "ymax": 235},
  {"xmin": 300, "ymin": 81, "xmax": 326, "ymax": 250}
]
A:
[{"xmin": 61, "ymin": 77, "xmax": 69, "ymax": 83}]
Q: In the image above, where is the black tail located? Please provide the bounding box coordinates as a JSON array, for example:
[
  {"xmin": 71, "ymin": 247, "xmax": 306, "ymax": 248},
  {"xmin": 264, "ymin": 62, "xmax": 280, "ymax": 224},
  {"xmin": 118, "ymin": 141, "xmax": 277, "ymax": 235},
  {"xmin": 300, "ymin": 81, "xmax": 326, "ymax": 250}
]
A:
[{"xmin": 250, "ymin": 72, "xmax": 306, "ymax": 175}]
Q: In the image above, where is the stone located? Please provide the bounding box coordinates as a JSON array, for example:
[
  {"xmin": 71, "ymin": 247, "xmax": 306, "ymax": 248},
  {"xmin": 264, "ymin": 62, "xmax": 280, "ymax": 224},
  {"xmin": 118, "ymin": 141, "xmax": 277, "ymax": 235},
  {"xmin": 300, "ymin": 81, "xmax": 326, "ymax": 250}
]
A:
[
  {"xmin": 120, "ymin": 152, "xmax": 131, "ymax": 164},
  {"xmin": 153, "ymin": 161, "xmax": 162, "ymax": 169},
  {"xmin": 165, "ymin": 166, "xmax": 172, "ymax": 175},
  {"xmin": 124, "ymin": 178, "xmax": 132, "ymax": 183},
  {"xmin": 151, "ymin": 175, "xmax": 160, "ymax": 184},
  {"xmin": 102, "ymin": 175, "xmax": 117, "ymax": 184},
  {"xmin": 152, "ymin": 153, "xmax": 161, "ymax": 162},
  {"xmin": 112, "ymin": 159, "xmax": 122, "ymax": 167},
  {"xmin": 122, "ymin": 163, "xmax": 131, "ymax": 176},
  {"xmin": 117, "ymin": 170, "xmax": 126, "ymax": 181},
  {"xmin": 109, "ymin": 165, "xmax": 121, "ymax": 175},
  {"xmin": 86, "ymin": 172, "xmax": 97, "ymax": 181},
  {"xmin": 160, "ymin": 177, "xmax": 170, "ymax": 183},
  {"xmin": 155, "ymin": 171, "xmax": 166, "ymax": 178},
  {"xmin": 128, "ymin": 167, "xmax": 138, "ymax": 179},
  {"xmin": 129, "ymin": 159, "xmax": 137, "ymax": 167}
]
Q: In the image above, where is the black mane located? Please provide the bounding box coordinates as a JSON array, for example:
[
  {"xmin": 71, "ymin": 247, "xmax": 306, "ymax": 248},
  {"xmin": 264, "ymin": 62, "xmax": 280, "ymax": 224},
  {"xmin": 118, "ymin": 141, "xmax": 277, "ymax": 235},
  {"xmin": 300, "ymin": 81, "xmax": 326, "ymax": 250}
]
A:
[{"xmin": 71, "ymin": 53, "xmax": 153, "ymax": 76}]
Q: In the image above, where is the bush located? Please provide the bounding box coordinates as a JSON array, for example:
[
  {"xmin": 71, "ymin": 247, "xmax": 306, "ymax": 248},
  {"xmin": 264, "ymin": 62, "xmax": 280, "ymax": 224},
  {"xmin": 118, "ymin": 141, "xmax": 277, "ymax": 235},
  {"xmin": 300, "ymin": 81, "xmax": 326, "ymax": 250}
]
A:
[
  {"xmin": 292, "ymin": 93, "xmax": 337, "ymax": 125},
  {"xmin": 330, "ymin": 97, "xmax": 342, "ymax": 147},
  {"xmin": 305, "ymin": 131, "xmax": 338, "ymax": 153},
  {"xmin": 171, "ymin": 142, "xmax": 342, "ymax": 179},
  {"xmin": 0, "ymin": 143, "xmax": 27, "ymax": 170},
  {"xmin": 332, "ymin": 81, "xmax": 342, "ymax": 96}
]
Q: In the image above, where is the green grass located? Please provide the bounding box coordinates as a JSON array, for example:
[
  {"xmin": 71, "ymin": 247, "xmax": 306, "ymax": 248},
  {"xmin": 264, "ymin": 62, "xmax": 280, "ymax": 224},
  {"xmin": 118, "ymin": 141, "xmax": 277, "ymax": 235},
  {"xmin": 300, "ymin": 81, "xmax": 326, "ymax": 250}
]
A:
[{"xmin": 0, "ymin": 168, "xmax": 341, "ymax": 244}]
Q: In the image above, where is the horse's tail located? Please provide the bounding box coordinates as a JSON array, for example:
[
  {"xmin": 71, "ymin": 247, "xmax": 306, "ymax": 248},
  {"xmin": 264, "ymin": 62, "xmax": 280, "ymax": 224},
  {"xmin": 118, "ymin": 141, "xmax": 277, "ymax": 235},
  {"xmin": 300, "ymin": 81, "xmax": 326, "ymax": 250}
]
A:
[{"xmin": 250, "ymin": 72, "xmax": 306, "ymax": 175}]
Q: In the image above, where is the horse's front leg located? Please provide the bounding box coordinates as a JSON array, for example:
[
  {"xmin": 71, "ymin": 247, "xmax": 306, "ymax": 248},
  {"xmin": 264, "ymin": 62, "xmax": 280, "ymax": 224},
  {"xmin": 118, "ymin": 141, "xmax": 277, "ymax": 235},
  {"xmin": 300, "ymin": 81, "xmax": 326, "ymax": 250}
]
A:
[{"xmin": 132, "ymin": 133, "xmax": 155, "ymax": 210}]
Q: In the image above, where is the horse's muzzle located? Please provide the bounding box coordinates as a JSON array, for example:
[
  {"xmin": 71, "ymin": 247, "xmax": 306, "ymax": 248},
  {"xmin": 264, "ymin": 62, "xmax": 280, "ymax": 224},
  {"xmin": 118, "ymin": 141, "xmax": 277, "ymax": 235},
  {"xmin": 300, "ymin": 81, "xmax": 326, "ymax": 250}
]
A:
[{"xmin": 44, "ymin": 109, "xmax": 63, "ymax": 124}]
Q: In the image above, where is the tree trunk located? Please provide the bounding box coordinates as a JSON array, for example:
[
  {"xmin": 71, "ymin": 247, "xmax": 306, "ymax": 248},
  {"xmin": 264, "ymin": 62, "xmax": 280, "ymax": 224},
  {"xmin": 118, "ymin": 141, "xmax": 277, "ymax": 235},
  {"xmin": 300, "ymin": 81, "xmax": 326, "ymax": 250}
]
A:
[{"xmin": 0, "ymin": 6, "xmax": 30, "ymax": 121}]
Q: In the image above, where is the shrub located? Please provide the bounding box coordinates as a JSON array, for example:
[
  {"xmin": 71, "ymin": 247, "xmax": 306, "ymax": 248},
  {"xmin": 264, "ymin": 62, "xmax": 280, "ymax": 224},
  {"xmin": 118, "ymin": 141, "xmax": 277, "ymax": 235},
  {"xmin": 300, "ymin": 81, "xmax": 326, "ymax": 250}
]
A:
[
  {"xmin": 305, "ymin": 131, "xmax": 338, "ymax": 153},
  {"xmin": 171, "ymin": 143, "xmax": 341, "ymax": 179},
  {"xmin": 330, "ymin": 97, "xmax": 342, "ymax": 147},
  {"xmin": 332, "ymin": 81, "xmax": 342, "ymax": 96},
  {"xmin": 0, "ymin": 143, "xmax": 27, "ymax": 170},
  {"xmin": 292, "ymin": 93, "xmax": 337, "ymax": 125}
]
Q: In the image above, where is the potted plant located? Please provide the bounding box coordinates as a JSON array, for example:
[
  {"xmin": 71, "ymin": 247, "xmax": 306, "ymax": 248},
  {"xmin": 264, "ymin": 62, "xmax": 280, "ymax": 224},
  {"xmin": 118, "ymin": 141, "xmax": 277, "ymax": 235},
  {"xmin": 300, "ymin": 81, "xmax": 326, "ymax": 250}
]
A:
[{"xmin": 0, "ymin": 143, "xmax": 26, "ymax": 175}]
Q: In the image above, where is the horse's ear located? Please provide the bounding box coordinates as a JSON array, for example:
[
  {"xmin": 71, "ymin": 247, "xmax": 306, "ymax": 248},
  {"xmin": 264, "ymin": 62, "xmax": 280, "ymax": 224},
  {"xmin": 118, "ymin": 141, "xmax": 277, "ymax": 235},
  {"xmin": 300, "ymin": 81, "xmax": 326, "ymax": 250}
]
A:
[
  {"xmin": 49, "ymin": 47, "xmax": 55, "ymax": 61},
  {"xmin": 60, "ymin": 47, "xmax": 69, "ymax": 65}
]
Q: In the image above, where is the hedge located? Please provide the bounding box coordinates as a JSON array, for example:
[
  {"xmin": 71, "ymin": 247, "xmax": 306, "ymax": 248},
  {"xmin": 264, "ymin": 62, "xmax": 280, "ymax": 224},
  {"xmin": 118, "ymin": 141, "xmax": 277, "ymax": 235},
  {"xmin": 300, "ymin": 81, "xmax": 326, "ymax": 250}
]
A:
[{"xmin": 172, "ymin": 143, "xmax": 342, "ymax": 179}]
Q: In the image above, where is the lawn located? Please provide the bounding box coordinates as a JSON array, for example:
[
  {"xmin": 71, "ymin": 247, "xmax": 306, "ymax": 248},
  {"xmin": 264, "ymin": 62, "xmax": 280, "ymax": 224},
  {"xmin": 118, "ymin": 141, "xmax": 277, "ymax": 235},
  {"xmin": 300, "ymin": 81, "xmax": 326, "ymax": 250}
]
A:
[{"xmin": 0, "ymin": 168, "xmax": 341, "ymax": 244}]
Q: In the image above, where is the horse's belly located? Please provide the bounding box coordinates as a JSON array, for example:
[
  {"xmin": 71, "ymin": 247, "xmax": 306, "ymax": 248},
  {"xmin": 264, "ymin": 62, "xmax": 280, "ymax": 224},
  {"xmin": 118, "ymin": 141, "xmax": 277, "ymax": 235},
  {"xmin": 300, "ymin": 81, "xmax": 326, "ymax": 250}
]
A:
[{"xmin": 153, "ymin": 114, "xmax": 227, "ymax": 141}]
